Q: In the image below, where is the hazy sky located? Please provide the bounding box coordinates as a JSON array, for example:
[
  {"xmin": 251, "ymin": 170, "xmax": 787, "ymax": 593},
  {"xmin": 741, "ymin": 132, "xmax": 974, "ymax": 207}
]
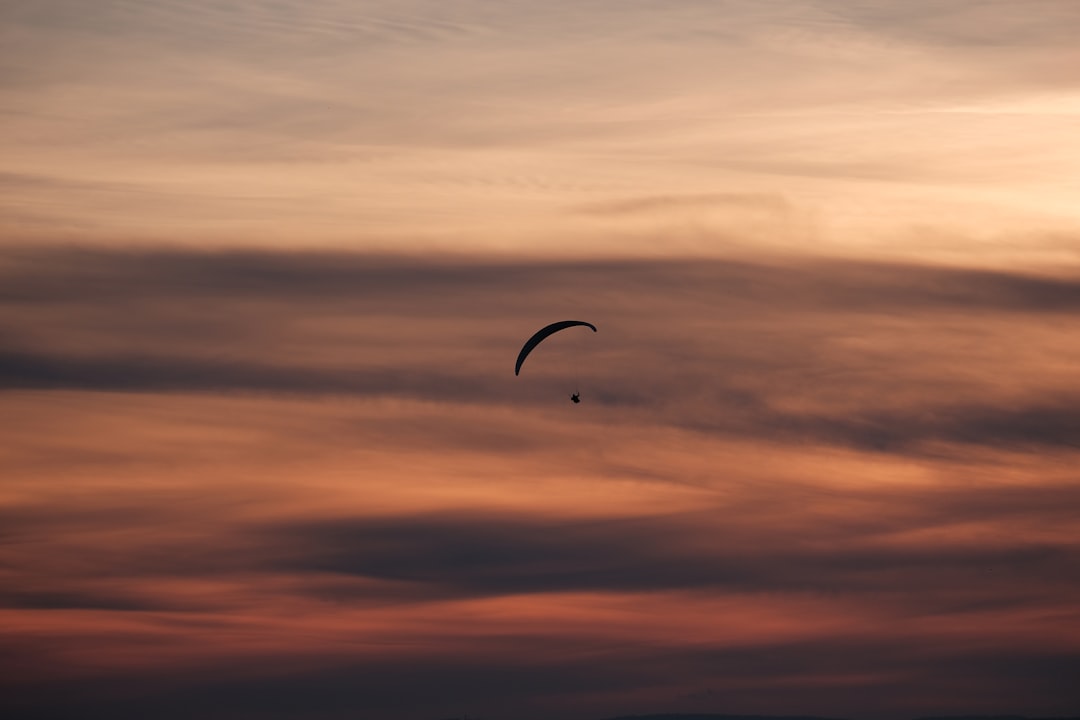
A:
[
  {"xmin": 4, "ymin": 0, "xmax": 1080, "ymax": 259},
  {"xmin": 3, "ymin": 2, "xmax": 1080, "ymax": 719}
]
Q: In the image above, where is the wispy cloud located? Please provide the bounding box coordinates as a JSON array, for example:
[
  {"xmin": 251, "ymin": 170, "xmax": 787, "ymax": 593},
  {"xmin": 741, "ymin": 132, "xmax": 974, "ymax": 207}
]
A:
[
  {"xmin": 4, "ymin": 247, "xmax": 1080, "ymax": 454},
  {"xmin": 4, "ymin": 1, "xmax": 1080, "ymax": 250},
  {"xmin": 4, "ymin": 2, "xmax": 1080, "ymax": 717}
]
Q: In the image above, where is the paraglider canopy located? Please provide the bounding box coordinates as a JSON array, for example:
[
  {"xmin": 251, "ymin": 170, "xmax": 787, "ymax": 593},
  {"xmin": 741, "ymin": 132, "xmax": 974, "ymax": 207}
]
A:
[{"xmin": 514, "ymin": 320, "xmax": 597, "ymax": 376}]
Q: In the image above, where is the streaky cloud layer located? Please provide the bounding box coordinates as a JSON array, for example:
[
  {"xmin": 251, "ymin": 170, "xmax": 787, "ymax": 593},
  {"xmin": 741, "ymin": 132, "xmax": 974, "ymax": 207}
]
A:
[
  {"xmin": 4, "ymin": 247, "xmax": 1080, "ymax": 453},
  {"xmin": 4, "ymin": 1, "xmax": 1080, "ymax": 717},
  {"xmin": 3, "ymin": 1, "xmax": 1080, "ymax": 259},
  {"xmin": 2, "ymin": 247, "xmax": 1080, "ymax": 718}
]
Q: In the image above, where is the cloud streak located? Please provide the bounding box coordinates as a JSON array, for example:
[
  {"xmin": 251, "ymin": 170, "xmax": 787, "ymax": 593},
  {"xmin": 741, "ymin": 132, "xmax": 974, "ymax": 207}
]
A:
[
  {"xmin": 5, "ymin": 1, "xmax": 1080, "ymax": 252},
  {"xmin": 4, "ymin": 247, "xmax": 1080, "ymax": 455},
  {"xmin": 2, "ymin": 242, "xmax": 1078, "ymax": 716},
  {"xmin": 4, "ymin": 1, "xmax": 1080, "ymax": 716},
  {"xmin": 6, "ymin": 245, "xmax": 1080, "ymax": 310}
]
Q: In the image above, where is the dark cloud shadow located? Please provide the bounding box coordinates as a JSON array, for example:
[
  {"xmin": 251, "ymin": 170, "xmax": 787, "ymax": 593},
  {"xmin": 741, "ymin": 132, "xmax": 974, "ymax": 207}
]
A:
[
  {"xmin": 256, "ymin": 505, "xmax": 1080, "ymax": 608},
  {"xmin": 5, "ymin": 246, "xmax": 1080, "ymax": 457}
]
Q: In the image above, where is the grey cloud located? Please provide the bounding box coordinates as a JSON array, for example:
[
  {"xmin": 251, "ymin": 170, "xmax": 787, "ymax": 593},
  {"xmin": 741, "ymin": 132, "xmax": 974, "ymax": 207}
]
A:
[
  {"xmin": 0, "ymin": 0, "xmax": 488, "ymax": 56},
  {"xmin": 4, "ymin": 245, "xmax": 1080, "ymax": 312},
  {"xmin": 821, "ymin": 0, "xmax": 1080, "ymax": 49},
  {"xmin": 685, "ymin": 399, "xmax": 1080, "ymax": 454},
  {"xmin": 264, "ymin": 508, "xmax": 1080, "ymax": 603},
  {"xmin": 10, "ymin": 478, "xmax": 1080, "ymax": 611},
  {"xmin": 4, "ymin": 346, "xmax": 1080, "ymax": 453},
  {"xmin": 0, "ymin": 349, "xmax": 496, "ymax": 401},
  {"xmin": 0, "ymin": 648, "xmax": 705, "ymax": 720},
  {"xmin": 4, "ymin": 628, "xmax": 1079, "ymax": 720},
  {"xmin": 0, "ymin": 588, "xmax": 172, "ymax": 612},
  {"xmin": 5, "ymin": 247, "xmax": 1080, "ymax": 455}
]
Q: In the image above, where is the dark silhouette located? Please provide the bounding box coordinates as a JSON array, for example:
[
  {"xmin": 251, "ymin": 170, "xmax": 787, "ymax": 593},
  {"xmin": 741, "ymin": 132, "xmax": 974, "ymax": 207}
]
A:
[
  {"xmin": 601, "ymin": 715, "xmax": 849, "ymax": 720},
  {"xmin": 571, "ymin": 392, "xmax": 581, "ymax": 403},
  {"xmin": 600, "ymin": 716, "xmax": 1080, "ymax": 720},
  {"xmin": 514, "ymin": 320, "xmax": 597, "ymax": 376}
]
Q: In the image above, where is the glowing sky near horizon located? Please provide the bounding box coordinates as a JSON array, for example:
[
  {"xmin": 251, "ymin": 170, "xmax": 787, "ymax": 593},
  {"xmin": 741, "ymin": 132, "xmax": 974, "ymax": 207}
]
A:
[
  {"xmin": 3, "ymin": 0, "xmax": 1080, "ymax": 260},
  {"xmin": 3, "ymin": 2, "xmax": 1080, "ymax": 719}
]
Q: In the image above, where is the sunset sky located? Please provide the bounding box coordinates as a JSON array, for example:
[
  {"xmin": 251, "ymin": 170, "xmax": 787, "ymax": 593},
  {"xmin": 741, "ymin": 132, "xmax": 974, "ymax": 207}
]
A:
[{"xmin": 3, "ymin": 2, "xmax": 1080, "ymax": 719}]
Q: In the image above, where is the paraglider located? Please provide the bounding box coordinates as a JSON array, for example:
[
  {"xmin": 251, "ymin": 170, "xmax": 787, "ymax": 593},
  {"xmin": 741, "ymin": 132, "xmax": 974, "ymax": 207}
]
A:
[{"xmin": 515, "ymin": 320, "xmax": 597, "ymax": 403}]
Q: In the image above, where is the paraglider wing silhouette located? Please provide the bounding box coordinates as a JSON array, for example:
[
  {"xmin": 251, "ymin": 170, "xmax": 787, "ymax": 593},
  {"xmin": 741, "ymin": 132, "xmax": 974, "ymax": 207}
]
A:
[{"xmin": 514, "ymin": 320, "xmax": 597, "ymax": 376}]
